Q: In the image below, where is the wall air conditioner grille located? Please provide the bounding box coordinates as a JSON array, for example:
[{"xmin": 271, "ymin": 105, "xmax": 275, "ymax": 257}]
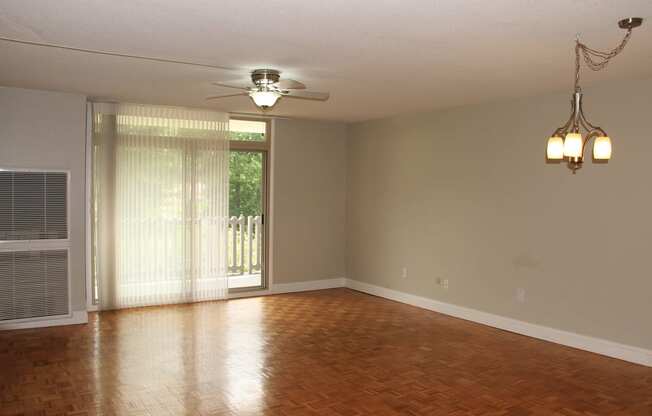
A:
[
  {"xmin": 0, "ymin": 250, "xmax": 69, "ymax": 321},
  {"xmin": 0, "ymin": 169, "xmax": 70, "ymax": 325},
  {"xmin": 0, "ymin": 171, "xmax": 68, "ymax": 241}
]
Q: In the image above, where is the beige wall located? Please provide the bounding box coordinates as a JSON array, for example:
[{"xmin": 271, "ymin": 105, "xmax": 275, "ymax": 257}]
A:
[
  {"xmin": 272, "ymin": 119, "xmax": 347, "ymax": 284},
  {"xmin": 347, "ymin": 78, "xmax": 652, "ymax": 350},
  {"xmin": 0, "ymin": 87, "xmax": 87, "ymax": 312}
]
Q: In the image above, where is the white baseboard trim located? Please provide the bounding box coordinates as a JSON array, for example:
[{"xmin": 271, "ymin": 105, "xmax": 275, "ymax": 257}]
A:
[
  {"xmin": 0, "ymin": 310, "xmax": 88, "ymax": 331},
  {"xmin": 272, "ymin": 277, "xmax": 346, "ymax": 294},
  {"xmin": 345, "ymin": 279, "xmax": 652, "ymax": 367}
]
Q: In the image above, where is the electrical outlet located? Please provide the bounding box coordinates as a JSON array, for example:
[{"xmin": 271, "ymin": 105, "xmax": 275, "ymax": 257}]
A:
[
  {"xmin": 443, "ymin": 279, "xmax": 449, "ymax": 289},
  {"xmin": 516, "ymin": 288, "xmax": 526, "ymax": 303},
  {"xmin": 401, "ymin": 267, "xmax": 408, "ymax": 279}
]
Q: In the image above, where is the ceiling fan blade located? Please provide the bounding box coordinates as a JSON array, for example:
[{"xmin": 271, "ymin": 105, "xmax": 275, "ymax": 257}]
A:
[
  {"xmin": 212, "ymin": 82, "xmax": 250, "ymax": 91},
  {"xmin": 229, "ymin": 111, "xmax": 293, "ymax": 120},
  {"xmin": 283, "ymin": 91, "xmax": 330, "ymax": 101},
  {"xmin": 206, "ymin": 92, "xmax": 248, "ymax": 100},
  {"xmin": 276, "ymin": 79, "xmax": 306, "ymax": 90}
]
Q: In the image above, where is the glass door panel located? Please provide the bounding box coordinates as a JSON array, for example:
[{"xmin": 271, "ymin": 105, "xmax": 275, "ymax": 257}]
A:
[{"xmin": 228, "ymin": 150, "xmax": 266, "ymax": 290}]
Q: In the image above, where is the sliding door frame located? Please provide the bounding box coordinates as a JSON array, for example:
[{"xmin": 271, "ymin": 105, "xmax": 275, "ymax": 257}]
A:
[
  {"xmin": 228, "ymin": 117, "xmax": 271, "ymax": 293},
  {"xmin": 85, "ymin": 103, "xmax": 97, "ymax": 311}
]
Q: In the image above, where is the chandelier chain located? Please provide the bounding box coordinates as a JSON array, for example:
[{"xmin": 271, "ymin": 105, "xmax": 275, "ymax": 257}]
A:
[{"xmin": 574, "ymin": 29, "xmax": 633, "ymax": 92}]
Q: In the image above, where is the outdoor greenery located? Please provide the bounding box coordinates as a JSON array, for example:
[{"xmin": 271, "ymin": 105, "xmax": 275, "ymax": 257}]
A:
[
  {"xmin": 228, "ymin": 130, "xmax": 265, "ymax": 275},
  {"xmin": 229, "ymin": 131, "xmax": 264, "ymax": 217},
  {"xmin": 230, "ymin": 131, "xmax": 265, "ymax": 142}
]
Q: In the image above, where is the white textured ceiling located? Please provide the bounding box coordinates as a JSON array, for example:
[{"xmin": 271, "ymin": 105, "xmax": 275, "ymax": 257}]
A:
[{"xmin": 1, "ymin": 0, "xmax": 651, "ymax": 122}]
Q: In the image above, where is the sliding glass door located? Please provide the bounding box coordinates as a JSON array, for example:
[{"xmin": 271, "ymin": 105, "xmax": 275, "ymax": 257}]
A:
[
  {"xmin": 90, "ymin": 104, "xmax": 230, "ymax": 309},
  {"xmin": 228, "ymin": 119, "xmax": 269, "ymax": 291}
]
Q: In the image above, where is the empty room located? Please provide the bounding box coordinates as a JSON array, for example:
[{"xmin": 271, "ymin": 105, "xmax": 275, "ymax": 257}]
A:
[{"xmin": 1, "ymin": 1, "xmax": 652, "ymax": 415}]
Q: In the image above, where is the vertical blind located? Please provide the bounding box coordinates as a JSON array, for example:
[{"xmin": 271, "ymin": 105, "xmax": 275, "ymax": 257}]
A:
[
  {"xmin": 0, "ymin": 172, "xmax": 67, "ymax": 241},
  {"xmin": 92, "ymin": 104, "xmax": 230, "ymax": 309}
]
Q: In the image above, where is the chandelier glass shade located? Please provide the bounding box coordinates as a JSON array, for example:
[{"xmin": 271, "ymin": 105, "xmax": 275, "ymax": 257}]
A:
[
  {"xmin": 546, "ymin": 17, "xmax": 642, "ymax": 173},
  {"xmin": 562, "ymin": 132, "xmax": 583, "ymax": 158},
  {"xmin": 546, "ymin": 136, "xmax": 564, "ymax": 159},
  {"xmin": 593, "ymin": 136, "xmax": 612, "ymax": 160}
]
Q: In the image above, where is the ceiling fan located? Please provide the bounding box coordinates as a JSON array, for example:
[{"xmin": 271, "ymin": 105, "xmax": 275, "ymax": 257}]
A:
[
  {"xmin": 207, "ymin": 69, "xmax": 330, "ymax": 110},
  {"xmin": 0, "ymin": 36, "xmax": 328, "ymax": 111}
]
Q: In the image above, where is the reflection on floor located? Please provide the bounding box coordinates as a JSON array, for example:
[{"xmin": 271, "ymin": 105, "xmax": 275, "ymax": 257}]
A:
[{"xmin": 1, "ymin": 288, "xmax": 651, "ymax": 415}]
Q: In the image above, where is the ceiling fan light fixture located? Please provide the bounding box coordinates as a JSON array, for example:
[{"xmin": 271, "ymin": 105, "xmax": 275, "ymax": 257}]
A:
[{"xmin": 250, "ymin": 90, "xmax": 281, "ymax": 109}]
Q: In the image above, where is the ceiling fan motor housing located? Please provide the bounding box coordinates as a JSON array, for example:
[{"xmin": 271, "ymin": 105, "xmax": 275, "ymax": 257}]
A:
[{"xmin": 251, "ymin": 69, "xmax": 280, "ymax": 86}]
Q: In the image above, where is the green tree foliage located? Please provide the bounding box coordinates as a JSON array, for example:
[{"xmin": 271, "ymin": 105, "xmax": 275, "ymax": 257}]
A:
[
  {"xmin": 230, "ymin": 131, "xmax": 265, "ymax": 142},
  {"xmin": 229, "ymin": 132, "xmax": 264, "ymax": 217}
]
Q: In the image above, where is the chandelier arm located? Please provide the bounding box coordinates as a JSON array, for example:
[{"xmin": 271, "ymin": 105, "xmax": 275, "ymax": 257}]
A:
[
  {"xmin": 578, "ymin": 105, "xmax": 599, "ymax": 132},
  {"xmin": 578, "ymin": 114, "xmax": 594, "ymax": 133},
  {"xmin": 554, "ymin": 111, "xmax": 575, "ymax": 136},
  {"xmin": 581, "ymin": 130, "xmax": 603, "ymax": 149},
  {"xmin": 553, "ymin": 128, "xmax": 567, "ymax": 137}
]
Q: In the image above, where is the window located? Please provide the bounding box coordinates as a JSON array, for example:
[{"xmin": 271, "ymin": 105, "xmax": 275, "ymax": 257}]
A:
[{"xmin": 229, "ymin": 119, "xmax": 267, "ymax": 142}]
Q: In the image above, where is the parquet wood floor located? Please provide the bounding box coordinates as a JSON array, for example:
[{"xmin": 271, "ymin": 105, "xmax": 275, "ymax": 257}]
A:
[{"xmin": 1, "ymin": 288, "xmax": 651, "ymax": 415}]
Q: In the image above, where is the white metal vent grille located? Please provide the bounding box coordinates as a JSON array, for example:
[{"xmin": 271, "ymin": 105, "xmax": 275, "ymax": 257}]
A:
[
  {"xmin": 0, "ymin": 171, "xmax": 68, "ymax": 241},
  {"xmin": 0, "ymin": 169, "xmax": 70, "ymax": 325},
  {"xmin": 0, "ymin": 250, "xmax": 69, "ymax": 321}
]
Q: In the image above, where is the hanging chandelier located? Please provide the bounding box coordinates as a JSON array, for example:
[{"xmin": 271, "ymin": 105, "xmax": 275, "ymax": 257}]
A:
[{"xmin": 546, "ymin": 17, "xmax": 643, "ymax": 173}]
